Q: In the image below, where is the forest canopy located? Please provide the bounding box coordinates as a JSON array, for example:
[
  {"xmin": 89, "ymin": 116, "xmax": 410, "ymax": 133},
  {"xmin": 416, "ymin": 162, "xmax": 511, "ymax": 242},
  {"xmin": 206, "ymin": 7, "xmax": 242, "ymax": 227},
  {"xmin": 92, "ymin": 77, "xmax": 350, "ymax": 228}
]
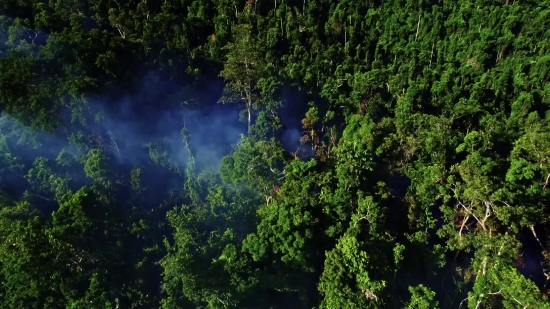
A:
[{"xmin": 1, "ymin": 0, "xmax": 550, "ymax": 308}]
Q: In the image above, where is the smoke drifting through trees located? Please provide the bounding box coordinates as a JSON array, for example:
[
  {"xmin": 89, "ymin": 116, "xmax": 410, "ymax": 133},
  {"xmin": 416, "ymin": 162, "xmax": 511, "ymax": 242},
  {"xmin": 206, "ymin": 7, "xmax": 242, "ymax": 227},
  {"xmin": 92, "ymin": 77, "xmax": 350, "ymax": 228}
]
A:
[{"xmin": 2, "ymin": 73, "xmax": 248, "ymax": 168}]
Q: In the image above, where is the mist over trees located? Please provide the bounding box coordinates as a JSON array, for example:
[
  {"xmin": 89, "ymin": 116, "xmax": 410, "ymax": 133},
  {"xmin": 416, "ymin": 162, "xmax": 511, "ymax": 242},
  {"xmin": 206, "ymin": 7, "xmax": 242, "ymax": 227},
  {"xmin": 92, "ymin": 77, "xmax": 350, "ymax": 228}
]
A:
[{"xmin": 1, "ymin": 0, "xmax": 550, "ymax": 308}]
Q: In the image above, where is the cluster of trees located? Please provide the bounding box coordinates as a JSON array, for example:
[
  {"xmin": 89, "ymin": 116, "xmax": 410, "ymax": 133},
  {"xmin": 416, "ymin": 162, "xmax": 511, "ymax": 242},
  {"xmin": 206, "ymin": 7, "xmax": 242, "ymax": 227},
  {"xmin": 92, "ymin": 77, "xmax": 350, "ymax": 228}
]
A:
[{"xmin": 1, "ymin": 0, "xmax": 550, "ymax": 308}]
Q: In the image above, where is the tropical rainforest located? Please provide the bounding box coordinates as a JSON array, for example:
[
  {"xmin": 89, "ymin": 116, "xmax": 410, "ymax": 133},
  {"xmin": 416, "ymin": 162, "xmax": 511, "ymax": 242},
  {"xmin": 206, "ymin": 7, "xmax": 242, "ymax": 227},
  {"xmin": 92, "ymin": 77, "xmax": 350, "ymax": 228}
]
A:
[{"xmin": 0, "ymin": 0, "xmax": 550, "ymax": 308}]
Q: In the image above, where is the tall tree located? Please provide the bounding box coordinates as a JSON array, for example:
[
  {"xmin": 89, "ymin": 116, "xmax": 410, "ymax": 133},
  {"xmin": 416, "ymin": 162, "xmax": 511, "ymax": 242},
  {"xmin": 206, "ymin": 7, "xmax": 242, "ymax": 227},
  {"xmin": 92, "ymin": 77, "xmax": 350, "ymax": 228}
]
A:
[{"xmin": 219, "ymin": 24, "xmax": 265, "ymax": 133}]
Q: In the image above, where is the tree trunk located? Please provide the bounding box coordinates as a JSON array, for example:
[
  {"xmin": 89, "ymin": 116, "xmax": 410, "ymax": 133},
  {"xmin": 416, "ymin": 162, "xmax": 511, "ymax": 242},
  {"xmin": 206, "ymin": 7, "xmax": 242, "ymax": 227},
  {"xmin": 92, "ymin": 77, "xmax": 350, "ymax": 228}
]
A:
[{"xmin": 247, "ymin": 103, "xmax": 251, "ymax": 134}]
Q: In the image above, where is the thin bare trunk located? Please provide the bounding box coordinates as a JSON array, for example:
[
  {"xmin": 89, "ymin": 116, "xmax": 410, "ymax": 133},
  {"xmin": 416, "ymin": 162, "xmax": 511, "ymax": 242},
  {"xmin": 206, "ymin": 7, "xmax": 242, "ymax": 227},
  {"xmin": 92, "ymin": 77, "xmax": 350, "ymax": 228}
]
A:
[
  {"xmin": 415, "ymin": 14, "xmax": 421, "ymax": 41},
  {"xmin": 344, "ymin": 16, "xmax": 349, "ymax": 46},
  {"xmin": 30, "ymin": 193, "xmax": 50, "ymax": 201},
  {"xmin": 247, "ymin": 104, "xmax": 251, "ymax": 134},
  {"xmin": 108, "ymin": 131, "xmax": 122, "ymax": 163},
  {"xmin": 429, "ymin": 43, "xmax": 435, "ymax": 67}
]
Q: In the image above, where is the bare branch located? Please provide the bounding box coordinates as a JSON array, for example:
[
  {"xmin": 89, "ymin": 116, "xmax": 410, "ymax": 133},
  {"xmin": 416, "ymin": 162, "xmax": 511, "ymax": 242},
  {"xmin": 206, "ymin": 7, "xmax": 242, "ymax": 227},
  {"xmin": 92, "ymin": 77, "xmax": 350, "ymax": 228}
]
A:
[
  {"xmin": 511, "ymin": 295, "xmax": 524, "ymax": 307},
  {"xmin": 107, "ymin": 131, "xmax": 122, "ymax": 163},
  {"xmin": 459, "ymin": 296, "xmax": 472, "ymax": 308},
  {"xmin": 480, "ymin": 201, "xmax": 492, "ymax": 229},
  {"xmin": 354, "ymin": 206, "xmax": 372, "ymax": 227},
  {"xmin": 63, "ymin": 126, "xmax": 71, "ymax": 141},
  {"xmin": 468, "ymin": 290, "xmax": 502, "ymax": 309},
  {"xmin": 475, "ymin": 300, "xmax": 482, "ymax": 309},
  {"xmin": 530, "ymin": 225, "xmax": 546, "ymax": 251},
  {"xmin": 354, "ymin": 215, "xmax": 371, "ymax": 227},
  {"xmin": 459, "ymin": 215, "xmax": 470, "ymax": 239},
  {"xmin": 497, "ymin": 231, "xmax": 509, "ymax": 256},
  {"xmin": 29, "ymin": 193, "xmax": 50, "ymax": 201},
  {"xmin": 115, "ymin": 24, "xmax": 126, "ymax": 39},
  {"xmin": 456, "ymin": 199, "xmax": 486, "ymax": 230}
]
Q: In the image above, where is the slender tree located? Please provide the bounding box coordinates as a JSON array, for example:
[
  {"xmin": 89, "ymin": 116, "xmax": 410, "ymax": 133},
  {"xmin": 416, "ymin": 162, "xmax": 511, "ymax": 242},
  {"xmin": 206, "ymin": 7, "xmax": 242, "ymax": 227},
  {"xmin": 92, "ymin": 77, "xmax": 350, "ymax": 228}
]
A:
[{"xmin": 219, "ymin": 24, "xmax": 264, "ymax": 134}]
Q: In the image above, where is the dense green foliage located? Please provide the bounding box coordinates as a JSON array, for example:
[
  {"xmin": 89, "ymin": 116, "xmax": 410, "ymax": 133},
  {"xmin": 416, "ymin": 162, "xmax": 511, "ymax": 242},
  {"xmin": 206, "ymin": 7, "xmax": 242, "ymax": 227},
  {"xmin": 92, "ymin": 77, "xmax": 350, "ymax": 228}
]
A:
[{"xmin": 1, "ymin": 0, "xmax": 550, "ymax": 308}]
